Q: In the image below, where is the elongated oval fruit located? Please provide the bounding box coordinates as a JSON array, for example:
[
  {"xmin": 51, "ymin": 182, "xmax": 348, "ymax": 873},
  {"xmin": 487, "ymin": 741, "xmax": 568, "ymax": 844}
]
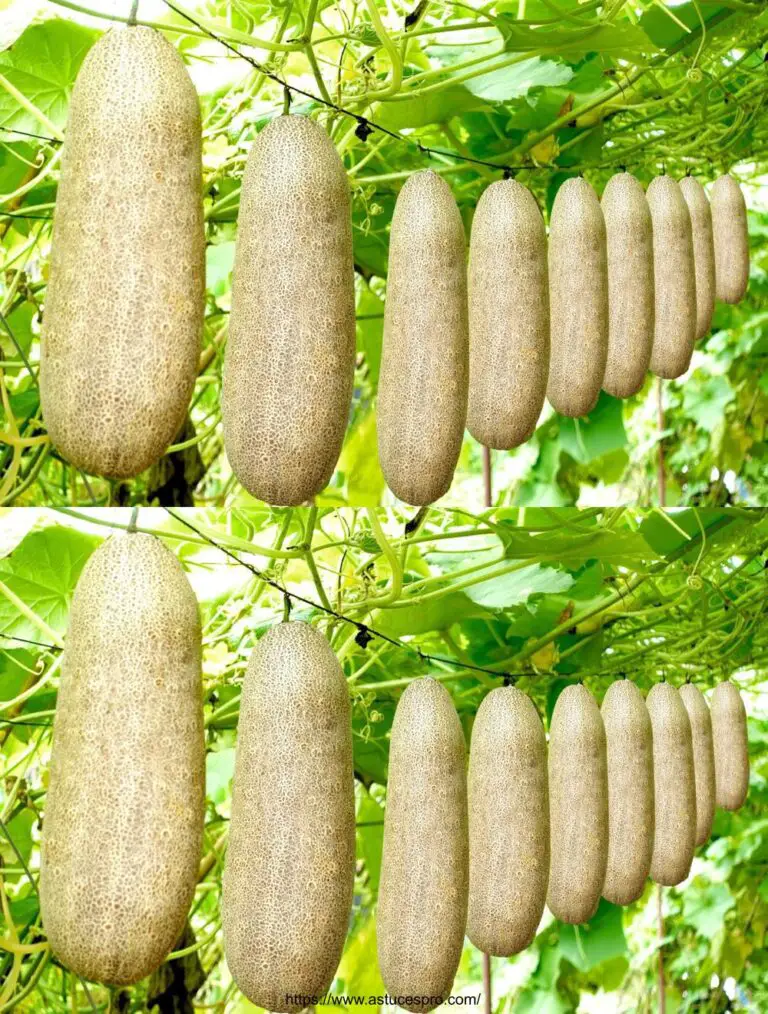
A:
[
  {"xmin": 222, "ymin": 622, "xmax": 355, "ymax": 1013},
  {"xmin": 40, "ymin": 533, "xmax": 204, "ymax": 985},
  {"xmin": 377, "ymin": 170, "xmax": 469, "ymax": 505},
  {"xmin": 377, "ymin": 678, "xmax": 468, "ymax": 1011},
  {"xmin": 679, "ymin": 176, "xmax": 715, "ymax": 339},
  {"xmin": 547, "ymin": 683, "xmax": 608, "ymax": 924},
  {"xmin": 601, "ymin": 172, "xmax": 654, "ymax": 397},
  {"xmin": 711, "ymin": 680, "xmax": 749, "ymax": 810},
  {"xmin": 546, "ymin": 177, "xmax": 608, "ymax": 418},
  {"xmin": 679, "ymin": 682, "xmax": 715, "ymax": 846},
  {"xmin": 467, "ymin": 180, "xmax": 550, "ymax": 448},
  {"xmin": 467, "ymin": 687, "xmax": 549, "ymax": 955},
  {"xmin": 40, "ymin": 27, "xmax": 204, "ymax": 478},
  {"xmin": 646, "ymin": 176, "xmax": 697, "ymax": 379},
  {"xmin": 601, "ymin": 680, "xmax": 654, "ymax": 905},
  {"xmin": 711, "ymin": 174, "xmax": 749, "ymax": 303},
  {"xmin": 647, "ymin": 682, "xmax": 696, "ymax": 886},
  {"xmin": 222, "ymin": 115, "xmax": 356, "ymax": 505}
]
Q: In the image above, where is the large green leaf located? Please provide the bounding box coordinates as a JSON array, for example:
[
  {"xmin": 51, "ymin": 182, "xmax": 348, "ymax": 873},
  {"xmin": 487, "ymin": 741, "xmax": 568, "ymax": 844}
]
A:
[
  {"xmin": 375, "ymin": 85, "xmax": 485, "ymax": 130},
  {"xmin": 639, "ymin": 2, "xmax": 734, "ymax": 51},
  {"xmin": 465, "ymin": 562, "xmax": 574, "ymax": 609},
  {"xmin": 497, "ymin": 525, "xmax": 658, "ymax": 567},
  {"xmin": 497, "ymin": 17, "xmax": 659, "ymax": 59},
  {"xmin": 356, "ymin": 787, "xmax": 384, "ymax": 895},
  {"xmin": 682, "ymin": 880, "xmax": 736, "ymax": 937},
  {"xmin": 375, "ymin": 591, "xmax": 486, "ymax": 636},
  {"xmin": 557, "ymin": 393, "xmax": 628, "ymax": 465},
  {"xmin": 0, "ymin": 20, "xmax": 98, "ymax": 132},
  {"xmin": 558, "ymin": 899, "xmax": 628, "ymax": 971},
  {"xmin": 465, "ymin": 57, "xmax": 573, "ymax": 102},
  {"xmin": 0, "ymin": 525, "xmax": 101, "ymax": 641}
]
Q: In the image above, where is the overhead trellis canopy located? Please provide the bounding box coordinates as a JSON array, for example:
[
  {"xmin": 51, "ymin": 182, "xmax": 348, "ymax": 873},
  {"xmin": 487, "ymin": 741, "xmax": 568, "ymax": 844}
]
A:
[{"xmin": 22, "ymin": 504, "xmax": 766, "ymax": 729}]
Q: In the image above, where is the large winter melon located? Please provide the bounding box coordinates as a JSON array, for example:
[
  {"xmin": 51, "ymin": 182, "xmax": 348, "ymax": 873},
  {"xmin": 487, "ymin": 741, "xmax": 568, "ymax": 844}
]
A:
[
  {"xmin": 711, "ymin": 174, "xmax": 749, "ymax": 304},
  {"xmin": 547, "ymin": 683, "xmax": 608, "ymax": 924},
  {"xmin": 377, "ymin": 171, "xmax": 469, "ymax": 505},
  {"xmin": 647, "ymin": 682, "xmax": 696, "ymax": 886},
  {"xmin": 40, "ymin": 27, "xmax": 204, "ymax": 478},
  {"xmin": 377, "ymin": 678, "xmax": 468, "ymax": 1011},
  {"xmin": 467, "ymin": 180, "xmax": 549, "ymax": 448},
  {"xmin": 467, "ymin": 686, "xmax": 549, "ymax": 954},
  {"xmin": 601, "ymin": 172, "xmax": 654, "ymax": 397},
  {"xmin": 601, "ymin": 679, "xmax": 654, "ymax": 905},
  {"xmin": 222, "ymin": 622, "xmax": 355, "ymax": 1012},
  {"xmin": 646, "ymin": 175, "xmax": 696, "ymax": 379},
  {"xmin": 546, "ymin": 177, "xmax": 608, "ymax": 418},
  {"xmin": 40, "ymin": 532, "xmax": 205, "ymax": 984},
  {"xmin": 222, "ymin": 115, "xmax": 356, "ymax": 505}
]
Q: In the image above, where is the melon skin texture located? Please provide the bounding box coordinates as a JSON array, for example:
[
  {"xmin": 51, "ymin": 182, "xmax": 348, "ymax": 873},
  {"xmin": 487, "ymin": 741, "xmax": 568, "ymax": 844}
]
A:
[
  {"xmin": 646, "ymin": 175, "xmax": 697, "ymax": 379},
  {"xmin": 467, "ymin": 686, "xmax": 549, "ymax": 955},
  {"xmin": 601, "ymin": 680, "xmax": 654, "ymax": 905},
  {"xmin": 679, "ymin": 682, "xmax": 716, "ymax": 846},
  {"xmin": 39, "ymin": 26, "xmax": 204, "ymax": 479},
  {"xmin": 222, "ymin": 622, "xmax": 355, "ymax": 1013},
  {"xmin": 601, "ymin": 172, "xmax": 654, "ymax": 398},
  {"xmin": 467, "ymin": 180, "xmax": 550, "ymax": 448},
  {"xmin": 40, "ymin": 533, "xmax": 204, "ymax": 985},
  {"xmin": 679, "ymin": 175, "xmax": 715, "ymax": 340},
  {"xmin": 647, "ymin": 682, "xmax": 697, "ymax": 886},
  {"xmin": 377, "ymin": 678, "xmax": 468, "ymax": 1012},
  {"xmin": 711, "ymin": 680, "xmax": 749, "ymax": 811},
  {"xmin": 711, "ymin": 174, "xmax": 749, "ymax": 303},
  {"xmin": 547, "ymin": 683, "xmax": 608, "ymax": 924},
  {"xmin": 222, "ymin": 115, "xmax": 356, "ymax": 506},
  {"xmin": 377, "ymin": 170, "xmax": 469, "ymax": 506},
  {"xmin": 546, "ymin": 177, "xmax": 609, "ymax": 418}
]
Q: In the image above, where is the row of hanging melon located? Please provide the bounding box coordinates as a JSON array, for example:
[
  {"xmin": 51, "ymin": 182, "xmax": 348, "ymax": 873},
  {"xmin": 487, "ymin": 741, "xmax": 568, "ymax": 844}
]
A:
[
  {"xmin": 39, "ymin": 26, "xmax": 750, "ymax": 506},
  {"xmin": 39, "ymin": 531, "xmax": 750, "ymax": 1009}
]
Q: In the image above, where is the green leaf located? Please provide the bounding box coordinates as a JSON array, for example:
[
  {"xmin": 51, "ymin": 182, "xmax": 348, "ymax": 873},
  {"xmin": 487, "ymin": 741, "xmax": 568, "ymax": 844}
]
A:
[
  {"xmin": 682, "ymin": 881, "xmax": 735, "ymax": 937},
  {"xmin": 0, "ymin": 20, "xmax": 99, "ymax": 133},
  {"xmin": 639, "ymin": 3, "xmax": 732, "ymax": 52},
  {"xmin": 374, "ymin": 591, "xmax": 486, "ymax": 636},
  {"xmin": 558, "ymin": 393, "xmax": 628, "ymax": 465},
  {"xmin": 331, "ymin": 913, "xmax": 386, "ymax": 1004},
  {"xmin": 682, "ymin": 374, "xmax": 735, "ymax": 430},
  {"xmin": 1, "ymin": 806, "xmax": 35, "ymax": 866},
  {"xmin": 0, "ymin": 525, "xmax": 101, "ymax": 640},
  {"xmin": 465, "ymin": 57, "xmax": 573, "ymax": 102},
  {"xmin": 559, "ymin": 899, "xmax": 628, "ymax": 971},
  {"xmin": 497, "ymin": 17, "xmax": 659, "ymax": 59},
  {"xmin": 205, "ymin": 241, "xmax": 235, "ymax": 308},
  {"xmin": 205, "ymin": 746, "xmax": 235, "ymax": 808},
  {"xmin": 637, "ymin": 509, "xmax": 737, "ymax": 561},
  {"xmin": 465, "ymin": 563, "xmax": 574, "ymax": 609},
  {"xmin": 352, "ymin": 700, "xmax": 393, "ymax": 786},
  {"xmin": 498, "ymin": 525, "xmax": 658, "ymax": 567},
  {"xmin": 375, "ymin": 85, "xmax": 485, "ymax": 130},
  {"xmin": 356, "ymin": 283, "xmax": 384, "ymax": 386},
  {"xmin": 336, "ymin": 410, "xmax": 385, "ymax": 507},
  {"xmin": 356, "ymin": 788, "xmax": 384, "ymax": 894}
]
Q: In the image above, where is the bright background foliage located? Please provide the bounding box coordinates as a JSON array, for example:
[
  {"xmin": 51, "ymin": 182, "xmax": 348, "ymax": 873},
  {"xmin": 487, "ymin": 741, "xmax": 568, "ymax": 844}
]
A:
[
  {"xmin": 0, "ymin": 0, "xmax": 766, "ymax": 507},
  {"xmin": 0, "ymin": 504, "xmax": 766, "ymax": 1011}
]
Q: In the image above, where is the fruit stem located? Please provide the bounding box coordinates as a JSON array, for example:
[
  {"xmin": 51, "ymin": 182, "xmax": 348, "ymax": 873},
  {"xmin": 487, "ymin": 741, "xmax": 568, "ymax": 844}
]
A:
[{"xmin": 128, "ymin": 0, "xmax": 139, "ymax": 26}]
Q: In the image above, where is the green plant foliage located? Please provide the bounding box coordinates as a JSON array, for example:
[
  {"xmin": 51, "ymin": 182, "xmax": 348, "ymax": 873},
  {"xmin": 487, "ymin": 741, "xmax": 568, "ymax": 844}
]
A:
[
  {"xmin": 0, "ymin": 3, "xmax": 766, "ymax": 503},
  {"xmin": 0, "ymin": 505, "xmax": 766, "ymax": 1010}
]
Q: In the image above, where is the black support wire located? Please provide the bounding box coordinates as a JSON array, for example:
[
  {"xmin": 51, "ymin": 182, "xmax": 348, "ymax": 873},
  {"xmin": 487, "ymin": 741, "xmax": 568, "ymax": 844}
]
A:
[{"xmin": 163, "ymin": 507, "xmax": 525, "ymax": 685}]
